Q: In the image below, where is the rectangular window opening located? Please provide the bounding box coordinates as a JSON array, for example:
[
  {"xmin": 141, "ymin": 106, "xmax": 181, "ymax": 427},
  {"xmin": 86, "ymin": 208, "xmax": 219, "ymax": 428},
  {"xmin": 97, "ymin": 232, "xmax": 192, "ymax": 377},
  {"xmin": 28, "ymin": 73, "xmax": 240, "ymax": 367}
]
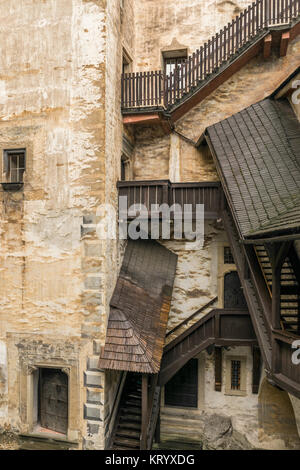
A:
[
  {"xmin": 224, "ymin": 246, "xmax": 234, "ymax": 264},
  {"xmin": 231, "ymin": 360, "xmax": 241, "ymax": 391},
  {"xmin": 4, "ymin": 149, "xmax": 26, "ymax": 183},
  {"xmin": 164, "ymin": 56, "xmax": 187, "ymax": 76}
]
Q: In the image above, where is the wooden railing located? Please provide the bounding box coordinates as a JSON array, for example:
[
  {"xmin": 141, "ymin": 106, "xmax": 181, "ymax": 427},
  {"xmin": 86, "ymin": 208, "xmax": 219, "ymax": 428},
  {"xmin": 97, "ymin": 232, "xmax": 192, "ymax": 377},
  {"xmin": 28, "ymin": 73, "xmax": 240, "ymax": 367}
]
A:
[
  {"xmin": 272, "ymin": 329, "xmax": 300, "ymax": 395},
  {"xmin": 159, "ymin": 309, "xmax": 256, "ymax": 386},
  {"xmin": 117, "ymin": 180, "xmax": 222, "ymax": 220},
  {"xmin": 121, "ymin": 0, "xmax": 300, "ymax": 109}
]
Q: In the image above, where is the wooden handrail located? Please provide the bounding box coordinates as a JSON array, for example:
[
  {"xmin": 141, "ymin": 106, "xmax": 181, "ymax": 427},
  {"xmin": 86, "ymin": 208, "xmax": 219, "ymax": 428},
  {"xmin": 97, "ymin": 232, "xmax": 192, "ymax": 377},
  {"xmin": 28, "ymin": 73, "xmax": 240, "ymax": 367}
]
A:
[
  {"xmin": 166, "ymin": 296, "xmax": 218, "ymax": 337},
  {"xmin": 121, "ymin": 0, "xmax": 300, "ymax": 109}
]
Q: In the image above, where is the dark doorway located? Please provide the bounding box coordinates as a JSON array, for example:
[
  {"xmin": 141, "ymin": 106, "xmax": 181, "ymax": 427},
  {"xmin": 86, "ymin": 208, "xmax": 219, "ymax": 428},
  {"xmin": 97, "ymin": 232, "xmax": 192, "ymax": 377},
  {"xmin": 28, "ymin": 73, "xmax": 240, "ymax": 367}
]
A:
[
  {"xmin": 224, "ymin": 271, "xmax": 247, "ymax": 309},
  {"xmin": 39, "ymin": 368, "xmax": 68, "ymax": 435},
  {"xmin": 165, "ymin": 359, "xmax": 198, "ymax": 408}
]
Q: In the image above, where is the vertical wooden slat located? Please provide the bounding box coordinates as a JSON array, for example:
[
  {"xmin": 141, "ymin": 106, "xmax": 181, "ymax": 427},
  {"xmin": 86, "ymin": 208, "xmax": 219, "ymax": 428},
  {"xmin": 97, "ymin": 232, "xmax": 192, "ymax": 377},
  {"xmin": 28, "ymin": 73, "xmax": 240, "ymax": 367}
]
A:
[
  {"xmin": 141, "ymin": 374, "xmax": 148, "ymax": 450},
  {"xmin": 252, "ymin": 346, "xmax": 261, "ymax": 394},
  {"xmin": 121, "ymin": 73, "xmax": 124, "ymax": 107},
  {"xmin": 216, "ymin": 32, "xmax": 219, "ymax": 68},
  {"xmin": 215, "ymin": 347, "xmax": 222, "ymax": 392},
  {"xmin": 208, "ymin": 39, "xmax": 211, "ymax": 73}
]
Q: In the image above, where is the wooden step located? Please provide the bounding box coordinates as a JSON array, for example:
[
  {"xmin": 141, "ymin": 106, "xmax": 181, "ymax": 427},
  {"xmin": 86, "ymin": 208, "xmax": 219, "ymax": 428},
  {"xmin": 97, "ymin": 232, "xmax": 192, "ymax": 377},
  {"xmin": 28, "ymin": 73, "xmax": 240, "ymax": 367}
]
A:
[
  {"xmin": 119, "ymin": 422, "xmax": 141, "ymax": 431},
  {"xmin": 120, "ymin": 406, "xmax": 141, "ymax": 416},
  {"xmin": 124, "ymin": 399, "xmax": 141, "ymax": 407},
  {"xmin": 119, "ymin": 414, "xmax": 141, "ymax": 424},
  {"xmin": 114, "ymin": 437, "xmax": 140, "ymax": 449},
  {"xmin": 116, "ymin": 429, "xmax": 140, "ymax": 439}
]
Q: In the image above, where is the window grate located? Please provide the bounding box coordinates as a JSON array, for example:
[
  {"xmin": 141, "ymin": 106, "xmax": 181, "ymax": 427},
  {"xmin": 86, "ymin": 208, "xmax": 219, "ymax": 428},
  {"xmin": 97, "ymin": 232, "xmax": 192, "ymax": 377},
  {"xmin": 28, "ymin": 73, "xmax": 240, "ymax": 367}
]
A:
[
  {"xmin": 164, "ymin": 57, "xmax": 187, "ymax": 76},
  {"xmin": 224, "ymin": 246, "xmax": 234, "ymax": 264},
  {"xmin": 4, "ymin": 149, "xmax": 26, "ymax": 183},
  {"xmin": 231, "ymin": 360, "xmax": 241, "ymax": 390}
]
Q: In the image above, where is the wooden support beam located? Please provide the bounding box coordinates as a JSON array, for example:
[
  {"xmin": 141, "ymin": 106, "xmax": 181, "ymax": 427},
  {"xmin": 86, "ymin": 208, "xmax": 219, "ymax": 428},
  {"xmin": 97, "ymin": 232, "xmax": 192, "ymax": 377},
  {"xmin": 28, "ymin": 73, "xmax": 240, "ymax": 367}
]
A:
[
  {"xmin": 215, "ymin": 347, "xmax": 222, "ymax": 392},
  {"xmin": 263, "ymin": 34, "xmax": 272, "ymax": 59},
  {"xmin": 141, "ymin": 374, "xmax": 148, "ymax": 450},
  {"xmin": 123, "ymin": 113, "xmax": 161, "ymax": 126},
  {"xmin": 154, "ymin": 406, "xmax": 161, "ymax": 444},
  {"xmin": 280, "ymin": 32, "xmax": 290, "ymax": 57},
  {"xmin": 252, "ymin": 346, "xmax": 261, "ymax": 394}
]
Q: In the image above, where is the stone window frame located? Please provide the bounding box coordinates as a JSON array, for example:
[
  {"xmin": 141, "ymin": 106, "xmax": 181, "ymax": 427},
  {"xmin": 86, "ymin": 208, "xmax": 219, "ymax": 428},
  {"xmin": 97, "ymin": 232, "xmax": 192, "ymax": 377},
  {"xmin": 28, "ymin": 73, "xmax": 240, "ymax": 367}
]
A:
[
  {"xmin": 217, "ymin": 243, "xmax": 237, "ymax": 309},
  {"xmin": 0, "ymin": 142, "xmax": 33, "ymax": 189},
  {"xmin": 23, "ymin": 362, "xmax": 79, "ymax": 442},
  {"xmin": 3, "ymin": 148, "xmax": 26, "ymax": 183},
  {"xmin": 225, "ymin": 355, "xmax": 247, "ymax": 397}
]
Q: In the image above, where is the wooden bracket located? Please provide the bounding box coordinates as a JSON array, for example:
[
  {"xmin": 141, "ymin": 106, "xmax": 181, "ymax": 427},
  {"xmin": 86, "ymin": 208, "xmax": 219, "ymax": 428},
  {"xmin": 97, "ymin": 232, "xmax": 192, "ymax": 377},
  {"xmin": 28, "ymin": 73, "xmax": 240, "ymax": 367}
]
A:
[
  {"xmin": 280, "ymin": 32, "xmax": 290, "ymax": 57},
  {"xmin": 263, "ymin": 34, "xmax": 272, "ymax": 59},
  {"xmin": 252, "ymin": 346, "xmax": 261, "ymax": 394},
  {"xmin": 215, "ymin": 347, "xmax": 222, "ymax": 392}
]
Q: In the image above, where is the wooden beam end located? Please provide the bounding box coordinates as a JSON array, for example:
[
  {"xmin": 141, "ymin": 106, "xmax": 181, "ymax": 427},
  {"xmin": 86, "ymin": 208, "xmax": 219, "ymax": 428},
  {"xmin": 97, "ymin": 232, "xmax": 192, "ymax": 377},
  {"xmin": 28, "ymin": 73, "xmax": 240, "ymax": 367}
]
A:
[
  {"xmin": 280, "ymin": 32, "xmax": 290, "ymax": 57},
  {"xmin": 263, "ymin": 34, "xmax": 272, "ymax": 59}
]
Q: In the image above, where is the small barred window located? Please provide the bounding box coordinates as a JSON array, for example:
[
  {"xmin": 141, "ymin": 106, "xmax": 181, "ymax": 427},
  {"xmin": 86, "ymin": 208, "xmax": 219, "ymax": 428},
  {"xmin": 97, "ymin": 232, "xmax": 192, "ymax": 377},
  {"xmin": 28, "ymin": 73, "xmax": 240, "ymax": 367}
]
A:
[
  {"xmin": 231, "ymin": 360, "xmax": 241, "ymax": 390},
  {"xmin": 224, "ymin": 246, "xmax": 234, "ymax": 264}
]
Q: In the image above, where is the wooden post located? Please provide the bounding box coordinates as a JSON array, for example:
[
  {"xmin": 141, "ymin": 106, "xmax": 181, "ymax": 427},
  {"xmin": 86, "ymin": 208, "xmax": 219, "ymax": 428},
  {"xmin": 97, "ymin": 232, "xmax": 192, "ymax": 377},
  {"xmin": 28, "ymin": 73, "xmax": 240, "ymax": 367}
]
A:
[
  {"xmin": 141, "ymin": 374, "xmax": 148, "ymax": 450},
  {"xmin": 154, "ymin": 406, "xmax": 161, "ymax": 444},
  {"xmin": 252, "ymin": 346, "xmax": 261, "ymax": 394},
  {"xmin": 215, "ymin": 347, "xmax": 222, "ymax": 392}
]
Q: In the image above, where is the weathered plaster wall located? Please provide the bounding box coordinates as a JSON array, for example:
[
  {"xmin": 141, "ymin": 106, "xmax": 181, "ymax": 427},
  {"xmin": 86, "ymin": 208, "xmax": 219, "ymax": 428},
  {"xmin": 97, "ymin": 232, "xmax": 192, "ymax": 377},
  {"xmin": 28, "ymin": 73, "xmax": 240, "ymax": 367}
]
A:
[
  {"xmin": 133, "ymin": 0, "xmax": 252, "ymax": 71},
  {"xmin": 161, "ymin": 221, "xmax": 230, "ymax": 334}
]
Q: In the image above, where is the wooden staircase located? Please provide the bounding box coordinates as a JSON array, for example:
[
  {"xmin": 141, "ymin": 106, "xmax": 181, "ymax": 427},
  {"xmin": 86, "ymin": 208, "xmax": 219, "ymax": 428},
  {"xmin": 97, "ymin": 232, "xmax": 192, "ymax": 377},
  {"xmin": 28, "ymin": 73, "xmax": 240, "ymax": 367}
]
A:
[
  {"xmin": 255, "ymin": 245, "xmax": 300, "ymax": 334},
  {"xmin": 110, "ymin": 373, "xmax": 142, "ymax": 450},
  {"xmin": 223, "ymin": 209, "xmax": 300, "ymax": 397}
]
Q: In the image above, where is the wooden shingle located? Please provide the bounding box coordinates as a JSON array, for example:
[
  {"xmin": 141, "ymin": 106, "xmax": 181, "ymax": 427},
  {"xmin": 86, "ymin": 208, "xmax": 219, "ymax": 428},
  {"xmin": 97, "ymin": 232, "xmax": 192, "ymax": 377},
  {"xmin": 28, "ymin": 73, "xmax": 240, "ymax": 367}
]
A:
[{"xmin": 98, "ymin": 240, "xmax": 177, "ymax": 373}]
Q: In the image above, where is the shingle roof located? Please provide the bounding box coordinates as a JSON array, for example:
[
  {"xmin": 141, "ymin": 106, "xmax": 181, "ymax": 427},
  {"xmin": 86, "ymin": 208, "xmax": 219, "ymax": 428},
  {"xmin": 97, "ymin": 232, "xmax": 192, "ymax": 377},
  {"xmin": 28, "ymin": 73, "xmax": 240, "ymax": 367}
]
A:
[
  {"xmin": 98, "ymin": 240, "xmax": 177, "ymax": 374},
  {"xmin": 206, "ymin": 98, "xmax": 300, "ymax": 238}
]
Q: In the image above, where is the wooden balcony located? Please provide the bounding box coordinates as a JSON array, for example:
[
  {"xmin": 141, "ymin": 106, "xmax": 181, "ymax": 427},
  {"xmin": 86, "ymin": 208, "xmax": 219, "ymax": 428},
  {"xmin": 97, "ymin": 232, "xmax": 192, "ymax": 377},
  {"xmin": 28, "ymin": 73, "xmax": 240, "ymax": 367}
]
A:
[{"xmin": 117, "ymin": 180, "xmax": 223, "ymax": 220}]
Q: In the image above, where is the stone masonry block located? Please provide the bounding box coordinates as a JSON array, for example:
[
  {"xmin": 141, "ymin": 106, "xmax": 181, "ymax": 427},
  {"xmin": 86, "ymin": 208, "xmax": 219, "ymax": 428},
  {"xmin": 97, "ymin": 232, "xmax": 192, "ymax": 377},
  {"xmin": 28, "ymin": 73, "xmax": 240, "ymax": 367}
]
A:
[
  {"xmin": 84, "ymin": 404, "xmax": 102, "ymax": 421},
  {"xmin": 84, "ymin": 371, "xmax": 103, "ymax": 388},
  {"xmin": 87, "ymin": 389, "xmax": 103, "ymax": 405},
  {"xmin": 87, "ymin": 355, "xmax": 101, "ymax": 371}
]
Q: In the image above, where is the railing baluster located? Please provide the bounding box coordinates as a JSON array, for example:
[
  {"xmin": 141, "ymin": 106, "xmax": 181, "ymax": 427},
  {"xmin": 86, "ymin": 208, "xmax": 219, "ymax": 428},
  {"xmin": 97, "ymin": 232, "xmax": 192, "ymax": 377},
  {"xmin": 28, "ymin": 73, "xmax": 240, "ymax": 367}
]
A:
[
  {"xmin": 220, "ymin": 29, "xmax": 224, "ymax": 63},
  {"xmin": 204, "ymin": 42, "xmax": 207, "ymax": 77},
  {"xmin": 200, "ymin": 46, "xmax": 203, "ymax": 80},
  {"xmin": 193, "ymin": 52, "xmax": 196, "ymax": 87},
  {"xmin": 216, "ymin": 32, "xmax": 219, "ymax": 68}
]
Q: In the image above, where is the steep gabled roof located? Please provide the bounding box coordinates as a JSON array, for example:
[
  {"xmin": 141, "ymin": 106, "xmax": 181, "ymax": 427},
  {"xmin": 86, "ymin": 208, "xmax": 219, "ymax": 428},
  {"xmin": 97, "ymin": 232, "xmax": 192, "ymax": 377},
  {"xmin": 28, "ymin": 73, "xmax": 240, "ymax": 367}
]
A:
[
  {"xmin": 206, "ymin": 98, "xmax": 300, "ymax": 238},
  {"xmin": 98, "ymin": 240, "xmax": 177, "ymax": 374}
]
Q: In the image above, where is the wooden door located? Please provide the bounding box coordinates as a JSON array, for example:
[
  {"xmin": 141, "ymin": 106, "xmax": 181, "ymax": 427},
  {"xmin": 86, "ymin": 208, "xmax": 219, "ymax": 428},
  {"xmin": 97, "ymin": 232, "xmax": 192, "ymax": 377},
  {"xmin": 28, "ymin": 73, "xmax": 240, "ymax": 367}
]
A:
[
  {"xmin": 165, "ymin": 359, "xmax": 198, "ymax": 408},
  {"xmin": 224, "ymin": 271, "xmax": 247, "ymax": 309},
  {"xmin": 39, "ymin": 369, "xmax": 68, "ymax": 434}
]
